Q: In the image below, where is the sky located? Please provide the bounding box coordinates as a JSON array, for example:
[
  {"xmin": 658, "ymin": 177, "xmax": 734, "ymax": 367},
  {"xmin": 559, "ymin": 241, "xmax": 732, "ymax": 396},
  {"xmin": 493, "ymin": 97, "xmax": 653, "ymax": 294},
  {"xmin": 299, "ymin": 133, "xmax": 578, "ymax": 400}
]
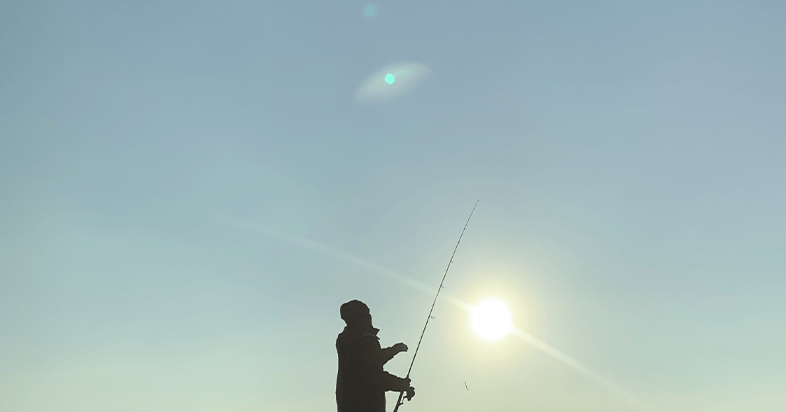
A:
[{"xmin": 1, "ymin": 1, "xmax": 785, "ymax": 411}]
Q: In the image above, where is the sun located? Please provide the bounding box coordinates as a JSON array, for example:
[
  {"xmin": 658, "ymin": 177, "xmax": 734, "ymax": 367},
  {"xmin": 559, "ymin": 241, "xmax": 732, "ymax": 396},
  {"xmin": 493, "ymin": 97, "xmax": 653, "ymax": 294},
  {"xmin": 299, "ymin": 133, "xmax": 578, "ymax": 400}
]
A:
[{"xmin": 470, "ymin": 299, "xmax": 513, "ymax": 341}]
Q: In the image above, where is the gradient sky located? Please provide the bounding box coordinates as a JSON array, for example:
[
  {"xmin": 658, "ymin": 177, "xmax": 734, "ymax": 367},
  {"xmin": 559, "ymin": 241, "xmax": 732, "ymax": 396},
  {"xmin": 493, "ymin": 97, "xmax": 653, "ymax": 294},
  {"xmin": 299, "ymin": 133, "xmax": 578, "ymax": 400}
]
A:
[{"xmin": 2, "ymin": 1, "xmax": 785, "ymax": 411}]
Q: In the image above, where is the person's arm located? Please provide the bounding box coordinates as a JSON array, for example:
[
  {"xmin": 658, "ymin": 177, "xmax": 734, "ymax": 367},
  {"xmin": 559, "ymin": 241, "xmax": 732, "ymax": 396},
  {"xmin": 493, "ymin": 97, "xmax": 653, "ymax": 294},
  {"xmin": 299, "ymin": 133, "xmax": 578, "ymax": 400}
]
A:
[
  {"xmin": 378, "ymin": 371, "xmax": 411, "ymax": 392},
  {"xmin": 358, "ymin": 337, "xmax": 413, "ymax": 394},
  {"xmin": 379, "ymin": 343, "xmax": 408, "ymax": 365}
]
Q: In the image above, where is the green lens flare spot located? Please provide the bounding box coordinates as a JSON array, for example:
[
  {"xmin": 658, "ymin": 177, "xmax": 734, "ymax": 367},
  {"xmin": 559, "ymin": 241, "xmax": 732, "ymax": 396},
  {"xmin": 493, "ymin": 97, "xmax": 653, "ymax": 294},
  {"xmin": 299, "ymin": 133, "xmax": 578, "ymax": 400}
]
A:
[
  {"xmin": 364, "ymin": 4, "xmax": 377, "ymax": 17},
  {"xmin": 385, "ymin": 73, "xmax": 395, "ymax": 84}
]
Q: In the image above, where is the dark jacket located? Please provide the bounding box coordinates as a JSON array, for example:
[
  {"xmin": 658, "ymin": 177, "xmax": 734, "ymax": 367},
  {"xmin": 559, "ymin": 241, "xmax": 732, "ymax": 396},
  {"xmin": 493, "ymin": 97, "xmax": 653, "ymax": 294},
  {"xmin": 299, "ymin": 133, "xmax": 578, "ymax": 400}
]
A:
[{"xmin": 336, "ymin": 326, "xmax": 409, "ymax": 412}]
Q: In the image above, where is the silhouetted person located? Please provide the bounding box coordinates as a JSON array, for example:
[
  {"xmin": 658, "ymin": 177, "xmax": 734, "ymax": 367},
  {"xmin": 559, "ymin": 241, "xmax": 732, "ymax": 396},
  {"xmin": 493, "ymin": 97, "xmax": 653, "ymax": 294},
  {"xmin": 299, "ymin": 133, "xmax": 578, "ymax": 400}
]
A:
[{"xmin": 336, "ymin": 300, "xmax": 415, "ymax": 412}]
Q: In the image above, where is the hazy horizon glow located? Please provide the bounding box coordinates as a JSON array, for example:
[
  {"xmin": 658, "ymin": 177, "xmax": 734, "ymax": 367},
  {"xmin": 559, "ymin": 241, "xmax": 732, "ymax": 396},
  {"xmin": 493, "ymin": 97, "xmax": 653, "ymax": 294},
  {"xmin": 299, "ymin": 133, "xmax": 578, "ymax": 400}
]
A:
[{"xmin": 220, "ymin": 213, "xmax": 655, "ymax": 411}]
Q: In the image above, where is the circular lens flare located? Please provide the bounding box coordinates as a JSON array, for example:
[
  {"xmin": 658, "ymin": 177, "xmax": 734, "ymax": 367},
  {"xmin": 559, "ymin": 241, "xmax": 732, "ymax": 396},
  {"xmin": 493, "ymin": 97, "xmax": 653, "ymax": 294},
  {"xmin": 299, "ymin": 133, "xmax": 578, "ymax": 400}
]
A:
[
  {"xmin": 470, "ymin": 299, "xmax": 512, "ymax": 341},
  {"xmin": 364, "ymin": 4, "xmax": 377, "ymax": 17}
]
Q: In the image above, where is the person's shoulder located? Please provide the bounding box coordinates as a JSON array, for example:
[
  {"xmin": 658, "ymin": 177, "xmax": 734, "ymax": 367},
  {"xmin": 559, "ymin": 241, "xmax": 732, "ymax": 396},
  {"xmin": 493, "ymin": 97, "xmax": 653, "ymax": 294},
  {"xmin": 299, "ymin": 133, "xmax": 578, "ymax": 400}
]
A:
[
  {"xmin": 336, "ymin": 329, "xmax": 354, "ymax": 350},
  {"xmin": 357, "ymin": 332, "xmax": 381, "ymax": 349}
]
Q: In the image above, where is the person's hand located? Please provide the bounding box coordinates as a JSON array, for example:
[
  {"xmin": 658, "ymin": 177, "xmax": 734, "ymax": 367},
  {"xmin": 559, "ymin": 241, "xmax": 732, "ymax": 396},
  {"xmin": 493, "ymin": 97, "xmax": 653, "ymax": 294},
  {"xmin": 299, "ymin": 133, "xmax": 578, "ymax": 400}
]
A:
[
  {"xmin": 392, "ymin": 342, "xmax": 408, "ymax": 354},
  {"xmin": 405, "ymin": 386, "xmax": 416, "ymax": 401}
]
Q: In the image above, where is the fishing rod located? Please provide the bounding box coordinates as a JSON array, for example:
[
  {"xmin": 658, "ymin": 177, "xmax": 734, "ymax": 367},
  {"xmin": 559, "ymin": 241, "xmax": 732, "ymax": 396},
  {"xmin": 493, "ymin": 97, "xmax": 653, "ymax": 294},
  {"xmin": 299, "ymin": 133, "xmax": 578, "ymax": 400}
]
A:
[{"xmin": 393, "ymin": 200, "xmax": 479, "ymax": 412}]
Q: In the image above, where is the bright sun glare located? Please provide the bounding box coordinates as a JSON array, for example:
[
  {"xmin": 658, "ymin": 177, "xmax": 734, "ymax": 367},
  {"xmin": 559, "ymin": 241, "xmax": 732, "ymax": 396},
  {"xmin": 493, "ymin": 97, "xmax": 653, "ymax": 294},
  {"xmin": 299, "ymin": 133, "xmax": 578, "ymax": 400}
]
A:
[{"xmin": 470, "ymin": 298, "xmax": 513, "ymax": 341}]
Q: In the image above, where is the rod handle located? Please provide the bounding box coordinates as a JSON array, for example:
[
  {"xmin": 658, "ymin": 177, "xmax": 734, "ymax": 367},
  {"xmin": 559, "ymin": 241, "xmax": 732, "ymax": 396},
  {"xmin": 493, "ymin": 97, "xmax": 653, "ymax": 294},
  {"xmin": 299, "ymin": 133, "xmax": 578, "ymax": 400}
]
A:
[{"xmin": 392, "ymin": 390, "xmax": 406, "ymax": 412}]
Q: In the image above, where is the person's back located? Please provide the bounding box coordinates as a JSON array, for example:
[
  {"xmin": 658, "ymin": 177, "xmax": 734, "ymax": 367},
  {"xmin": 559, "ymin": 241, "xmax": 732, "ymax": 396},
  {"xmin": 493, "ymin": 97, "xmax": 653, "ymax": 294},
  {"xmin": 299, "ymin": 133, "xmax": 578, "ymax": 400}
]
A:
[
  {"xmin": 336, "ymin": 325, "xmax": 387, "ymax": 411},
  {"xmin": 335, "ymin": 300, "xmax": 414, "ymax": 412}
]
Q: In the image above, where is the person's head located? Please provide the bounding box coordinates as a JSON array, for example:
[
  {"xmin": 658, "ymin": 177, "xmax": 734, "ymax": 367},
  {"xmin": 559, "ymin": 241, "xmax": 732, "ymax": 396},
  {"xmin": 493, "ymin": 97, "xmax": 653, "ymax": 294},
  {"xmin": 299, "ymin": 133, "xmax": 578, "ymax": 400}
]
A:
[{"xmin": 340, "ymin": 299, "xmax": 372, "ymax": 327}]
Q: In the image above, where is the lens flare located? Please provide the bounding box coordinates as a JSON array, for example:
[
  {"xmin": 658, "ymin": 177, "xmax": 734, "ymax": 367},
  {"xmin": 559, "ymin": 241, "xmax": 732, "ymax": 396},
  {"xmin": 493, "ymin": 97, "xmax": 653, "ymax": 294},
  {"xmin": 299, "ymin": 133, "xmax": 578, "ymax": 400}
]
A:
[
  {"xmin": 363, "ymin": 4, "xmax": 377, "ymax": 17},
  {"xmin": 354, "ymin": 63, "xmax": 430, "ymax": 104}
]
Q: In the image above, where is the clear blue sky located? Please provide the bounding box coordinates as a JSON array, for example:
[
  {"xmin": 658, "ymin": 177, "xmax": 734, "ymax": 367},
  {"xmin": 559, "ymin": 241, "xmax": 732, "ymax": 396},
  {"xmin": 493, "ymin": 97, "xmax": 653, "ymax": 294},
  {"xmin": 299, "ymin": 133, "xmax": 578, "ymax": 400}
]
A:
[{"xmin": 1, "ymin": 1, "xmax": 785, "ymax": 411}]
